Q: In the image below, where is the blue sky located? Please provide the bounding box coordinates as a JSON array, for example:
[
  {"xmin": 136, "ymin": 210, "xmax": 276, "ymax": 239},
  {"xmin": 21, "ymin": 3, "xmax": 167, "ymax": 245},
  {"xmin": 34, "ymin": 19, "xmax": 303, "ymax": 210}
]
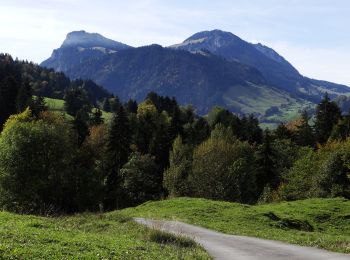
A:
[{"xmin": 1, "ymin": 0, "xmax": 350, "ymax": 85}]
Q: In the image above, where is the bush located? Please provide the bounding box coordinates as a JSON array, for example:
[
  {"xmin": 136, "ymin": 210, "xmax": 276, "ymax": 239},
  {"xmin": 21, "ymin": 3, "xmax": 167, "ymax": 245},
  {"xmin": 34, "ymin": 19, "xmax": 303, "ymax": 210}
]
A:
[
  {"xmin": 0, "ymin": 110, "xmax": 102, "ymax": 214},
  {"xmin": 163, "ymin": 136, "xmax": 192, "ymax": 197},
  {"xmin": 189, "ymin": 124, "xmax": 258, "ymax": 203},
  {"xmin": 120, "ymin": 152, "xmax": 161, "ymax": 206},
  {"xmin": 280, "ymin": 141, "xmax": 350, "ymax": 200}
]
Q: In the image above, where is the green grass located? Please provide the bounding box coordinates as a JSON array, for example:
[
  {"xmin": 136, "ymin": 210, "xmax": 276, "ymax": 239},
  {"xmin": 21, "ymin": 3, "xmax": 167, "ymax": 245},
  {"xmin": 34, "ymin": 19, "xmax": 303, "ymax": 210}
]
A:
[
  {"xmin": 44, "ymin": 97, "xmax": 65, "ymax": 112},
  {"xmin": 223, "ymin": 83, "xmax": 295, "ymax": 115},
  {"xmin": 148, "ymin": 229, "xmax": 197, "ymax": 248},
  {"xmin": 43, "ymin": 97, "xmax": 113, "ymax": 122},
  {"xmin": 119, "ymin": 197, "xmax": 350, "ymax": 253},
  {"xmin": 92, "ymin": 107, "xmax": 114, "ymax": 122},
  {"xmin": 263, "ymin": 101, "xmax": 314, "ymax": 123},
  {"xmin": 0, "ymin": 211, "xmax": 210, "ymax": 259},
  {"xmin": 222, "ymin": 83, "xmax": 314, "ymax": 126}
]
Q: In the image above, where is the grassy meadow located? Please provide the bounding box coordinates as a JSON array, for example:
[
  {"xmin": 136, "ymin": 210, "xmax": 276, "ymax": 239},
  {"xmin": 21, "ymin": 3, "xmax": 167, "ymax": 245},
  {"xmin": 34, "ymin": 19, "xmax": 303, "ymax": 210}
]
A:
[
  {"xmin": 120, "ymin": 197, "xmax": 350, "ymax": 253},
  {"xmin": 1, "ymin": 197, "xmax": 349, "ymax": 258},
  {"xmin": 0, "ymin": 211, "xmax": 210, "ymax": 259},
  {"xmin": 44, "ymin": 97, "xmax": 113, "ymax": 121}
]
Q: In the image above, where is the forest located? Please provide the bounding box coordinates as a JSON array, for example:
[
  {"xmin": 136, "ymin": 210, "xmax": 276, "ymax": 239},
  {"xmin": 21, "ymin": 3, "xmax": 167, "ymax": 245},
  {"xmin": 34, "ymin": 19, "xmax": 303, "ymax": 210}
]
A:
[{"xmin": 0, "ymin": 53, "xmax": 349, "ymax": 215}]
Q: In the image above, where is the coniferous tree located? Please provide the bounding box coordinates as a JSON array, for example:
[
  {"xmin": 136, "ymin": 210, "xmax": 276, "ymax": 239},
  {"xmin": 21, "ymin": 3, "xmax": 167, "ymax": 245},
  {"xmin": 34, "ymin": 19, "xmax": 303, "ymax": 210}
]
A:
[
  {"xmin": 208, "ymin": 107, "xmax": 235, "ymax": 128},
  {"xmin": 110, "ymin": 96, "xmax": 121, "ymax": 112},
  {"xmin": 242, "ymin": 114, "xmax": 263, "ymax": 144},
  {"xmin": 329, "ymin": 112, "xmax": 350, "ymax": 141},
  {"xmin": 16, "ymin": 80, "xmax": 32, "ymax": 113},
  {"xmin": 64, "ymin": 87, "xmax": 91, "ymax": 116},
  {"xmin": 183, "ymin": 118, "xmax": 210, "ymax": 145},
  {"xmin": 102, "ymin": 98, "xmax": 111, "ymax": 112},
  {"xmin": 149, "ymin": 116, "xmax": 171, "ymax": 173},
  {"xmin": 104, "ymin": 106, "xmax": 131, "ymax": 210},
  {"xmin": 274, "ymin": 123, "xmax": 292, "ymax": 140},
  {"xmin": 0, "ymin": 76, "xmax": 19, "ymax": 128},
  {"xmin": 90, "ymin": 108, "xmax": 104, "ymax": 126},
  {"xmin": 73, "ymin": 109, "xmax": 90, "ymax": 146},
  {"xmin": 30, "ymin": 95, "xmax": 47, "ymax": 118},
  {"xmin": 126, "ymin": 99, "xmax": 138, "ymax": 114},
  {"xmin": 168, "ymin": 106, "xmax": 183, "ymax": 141},
  {"xmin": 256, "ymin": 129, "xmax": 278, "ymax": 194},
  {"xmin": 182, "ymin": 105, "xmax": 195, "ymax": 125},
  {"xmin": 230, "ymin": 115, "xmax": 242, "ymax": 139},
  {"xmin": 314, "ymin": 93, "xmax": 342, "ymax": 144},
  {"xmin": 192, "ymin": 118, "xmax": 210, "ymax": 145},
  {"xmin": 295, "ymin": 110, "xmax": 315, "ymax": 147}
]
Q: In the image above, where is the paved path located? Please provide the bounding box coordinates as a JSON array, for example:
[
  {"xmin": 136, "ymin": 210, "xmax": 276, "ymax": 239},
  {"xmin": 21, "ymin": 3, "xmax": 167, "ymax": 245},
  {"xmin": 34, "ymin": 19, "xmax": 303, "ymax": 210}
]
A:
[{"xmin": 134, "ymin": 218, "xmax": 349, "ymax": 260}]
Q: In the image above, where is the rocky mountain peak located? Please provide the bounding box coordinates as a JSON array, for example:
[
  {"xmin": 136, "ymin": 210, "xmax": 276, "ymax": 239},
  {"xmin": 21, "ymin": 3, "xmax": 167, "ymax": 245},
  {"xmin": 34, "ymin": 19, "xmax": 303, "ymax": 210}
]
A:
[{"xmin": 61, "ymin": 30, "xmax": 131, "ymax": 50}]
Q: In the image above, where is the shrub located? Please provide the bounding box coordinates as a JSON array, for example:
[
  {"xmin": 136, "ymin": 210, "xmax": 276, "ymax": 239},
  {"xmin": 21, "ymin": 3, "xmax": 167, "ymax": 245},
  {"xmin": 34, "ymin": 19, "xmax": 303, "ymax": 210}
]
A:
[
  {"xmin": 280, "ymin": 141, "xmax": 350, "ymax": 200},
  {"xmin": 163, "ymin": 136, "xmax": 192, "ymax": 197},
  {"xmin": 148, "ymin": 229, "xmax": 196, "ymax": 248},
  {"xmin": 190, "ymin": 124, "xmax": 258, "ymax": 203},
  {"xmin": 0, "ymin": 110, "xmax": 102, "ymax": 214},
  {"xmin": 120, "ymin": 152, "xmax": 161, "ymax": 206}
]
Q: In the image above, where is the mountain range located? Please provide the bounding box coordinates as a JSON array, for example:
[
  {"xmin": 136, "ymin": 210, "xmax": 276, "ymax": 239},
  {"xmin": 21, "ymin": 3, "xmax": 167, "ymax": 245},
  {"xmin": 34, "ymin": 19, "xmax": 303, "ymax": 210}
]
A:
[{"xmin": 41, "ymin": 30, "xmax": 350, "ymax": 122}]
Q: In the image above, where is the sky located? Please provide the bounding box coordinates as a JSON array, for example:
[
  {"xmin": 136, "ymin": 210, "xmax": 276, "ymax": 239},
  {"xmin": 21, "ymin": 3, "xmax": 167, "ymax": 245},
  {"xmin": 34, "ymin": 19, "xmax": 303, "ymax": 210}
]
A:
[{"xmin": 1, "ymin": 0, "xmax": 350, "ymax": 85}]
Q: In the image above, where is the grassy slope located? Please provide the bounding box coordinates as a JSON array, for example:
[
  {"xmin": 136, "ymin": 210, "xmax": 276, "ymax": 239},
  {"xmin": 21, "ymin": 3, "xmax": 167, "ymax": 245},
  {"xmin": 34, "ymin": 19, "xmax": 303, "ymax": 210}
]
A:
[
  {"xmin": 0, "ymin": 211, "xmax": 210, "ymax": 259},
  {"xmin": 120, "ymin": 197, "xmax": 350, "ymax": 253},
  {"xmin": 224, "ymin": 83, "xmax": 313, "ymax": 123},
  {"xmin": 44, "ymin": 97, "xmax": 65, "ymax": 111},
  {"xmin": 43, "ymin": 96, "xmax": 303, "ymax": 128},
  {"xmin": 44, "ymin": 97, "xmax": 113, "ymax": 121}
]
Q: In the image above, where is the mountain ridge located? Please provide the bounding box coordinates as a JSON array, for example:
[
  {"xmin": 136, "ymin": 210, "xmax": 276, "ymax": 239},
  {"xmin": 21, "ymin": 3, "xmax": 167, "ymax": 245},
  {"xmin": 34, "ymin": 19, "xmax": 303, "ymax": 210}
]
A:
[
  {"xmin": 41, "ymin": 29, "xmax": 350, "ymax": 121},
  {"xmin": 170, "ymin": 30, "xmax": 349, "ymax": 100},
  {"xmin": 61, "ymin": 30, "xmax": 132, "ymax": 50}
]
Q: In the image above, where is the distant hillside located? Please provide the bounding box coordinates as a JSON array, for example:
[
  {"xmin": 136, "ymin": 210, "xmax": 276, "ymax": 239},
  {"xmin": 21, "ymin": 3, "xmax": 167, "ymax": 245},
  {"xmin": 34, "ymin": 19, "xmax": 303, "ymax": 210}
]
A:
[
  {"xmin": 171, "ymin": 30, "xmax": 350, "ymax": 102},
  {"xmin": 41, "ymin": 30, "xmax": 350, "ymax": 121},
  {"xmin": 42, "ymin": 41, "xmax": 305, "ymax": 116},
  {"xmin": 0, "ymin": 53, "xmax": 110, "ymax": 102}
]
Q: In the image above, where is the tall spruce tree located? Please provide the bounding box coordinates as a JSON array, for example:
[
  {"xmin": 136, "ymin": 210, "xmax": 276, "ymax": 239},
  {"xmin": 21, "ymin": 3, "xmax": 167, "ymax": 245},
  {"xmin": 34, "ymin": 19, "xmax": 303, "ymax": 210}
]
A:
[
  {"xmin": 0, "ymin": 77, "xmax": 19, "ymax": 128},
  {"xmin": 242, "ymin": 114, "xmax": 263, "ymax": 144},
  {"xmin": 295, "ymin": 110, "xmax": 315, "ymax": 147},
  {"xmin": 31, "ymin": 95, "xmax": 47, "ymax": 118},
  {"xmin": 314, "ymin": 93, "xmax": 342, "ymax": 144},
  {"xmin": 149, "ymin": 117, "xmax": 171, "ymax": 173},
  {"xmin": 16, "ymin": 80, "xmax": 32, "ymax": 113},
  {"xmin": 73, "ymin": 109, "xmax": 90, "ymax": 146},
  {"xmin": 64, "ymin": 87, "xmax": 91, "ymax": 116},
  {"xmin": 256, "ymin": 129, "xmax": 278, "ymax": 193},
  {"xmin": 126, "ymin": 99, "xmax": 138, "ymax": 114},
  {"xmin": 168, "ymin": 106, "xmax": 183, "ymax": 141},
  {"xmin": 104, "ymin": 106, "xmax": 131, "ymax": 210},
  {"xmin": 110, "ymin": 96, "xmax": 121, "ymax": 112},
  {"xmin": 102, "ymin": 98, "xmax": 111, "ymax": 112}
]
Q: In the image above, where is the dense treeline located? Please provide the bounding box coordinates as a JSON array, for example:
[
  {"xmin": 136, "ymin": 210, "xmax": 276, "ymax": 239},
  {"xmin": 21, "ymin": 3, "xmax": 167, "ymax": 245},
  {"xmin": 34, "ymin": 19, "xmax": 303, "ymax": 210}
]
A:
[
  {"xmin": 0, "ymin": 54, "xmax": 349, "ymax": 214},
  {"xmin": 0, "ymin": 54, "xmax": 109, "ymax": 129}
]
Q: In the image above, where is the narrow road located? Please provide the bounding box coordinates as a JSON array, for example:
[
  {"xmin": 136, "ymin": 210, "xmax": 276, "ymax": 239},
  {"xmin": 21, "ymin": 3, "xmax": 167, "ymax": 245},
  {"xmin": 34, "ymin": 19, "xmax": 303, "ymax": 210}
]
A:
[{"xmin": 134, "ymin": 218, "xmax": 349, "ymax": 260}]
